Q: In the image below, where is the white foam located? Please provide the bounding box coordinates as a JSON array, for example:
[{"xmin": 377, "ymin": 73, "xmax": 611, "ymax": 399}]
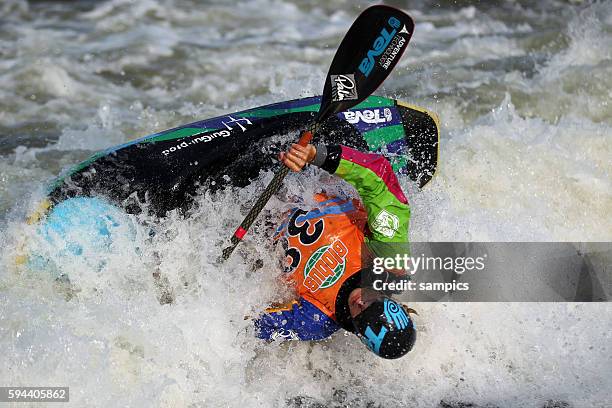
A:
[{"xmin": 1, "ymin": 1, "xmax": 611, "ymax": 406}]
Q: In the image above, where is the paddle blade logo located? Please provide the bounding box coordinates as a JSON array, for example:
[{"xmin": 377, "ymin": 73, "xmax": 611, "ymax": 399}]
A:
[
  {"xmin": 359, "ymin": 16, "xmax": 409, "ymax": 77},
  {"xmin": 330, "ymin": 74, "xmax": 358, "ymax": 102}
]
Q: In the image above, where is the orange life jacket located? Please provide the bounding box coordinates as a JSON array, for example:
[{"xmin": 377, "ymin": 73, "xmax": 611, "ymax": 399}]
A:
[{"xmin": 276, "ymin": 193, "xmax": 369, "ymax": 320}]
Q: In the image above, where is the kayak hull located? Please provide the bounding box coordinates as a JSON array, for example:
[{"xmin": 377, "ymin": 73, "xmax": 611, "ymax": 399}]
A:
[{"xmin": 44, "ymin": 95, "xmax": 439, "ymax": 217}]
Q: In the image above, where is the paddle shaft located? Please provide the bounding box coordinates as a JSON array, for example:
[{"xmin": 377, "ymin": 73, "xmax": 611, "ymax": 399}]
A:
[{"xmin": 221, "ymin": 125, "xmax": 317, "ymax": 260}]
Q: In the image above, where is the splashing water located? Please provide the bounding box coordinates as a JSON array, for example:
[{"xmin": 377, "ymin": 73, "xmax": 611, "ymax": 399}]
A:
[{"xmin": 1, "ymin": 1, "xmax": 611, "ymax": 407}]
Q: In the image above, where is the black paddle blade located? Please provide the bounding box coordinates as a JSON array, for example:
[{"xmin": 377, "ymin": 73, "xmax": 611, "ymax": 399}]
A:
[{"xmin": 318, "ymin": 5, "xmax": 414, "ymax": 121}]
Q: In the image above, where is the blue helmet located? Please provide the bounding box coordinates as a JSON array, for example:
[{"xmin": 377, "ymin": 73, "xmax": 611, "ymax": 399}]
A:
[{"xmin": 351, "ymin": 297, "xmax": 416, "ymax": 359}]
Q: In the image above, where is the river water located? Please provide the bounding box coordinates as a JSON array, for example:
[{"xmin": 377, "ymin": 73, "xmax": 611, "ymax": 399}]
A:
[{"xmin": 1, "ymin": 0, "xmax": 611, "ymax": 407}]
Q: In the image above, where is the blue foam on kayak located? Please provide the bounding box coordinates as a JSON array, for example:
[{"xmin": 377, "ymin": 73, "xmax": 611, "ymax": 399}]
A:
[{"xmin": 32, "ymin": 197, "xmax": 136, "ymax": 274}]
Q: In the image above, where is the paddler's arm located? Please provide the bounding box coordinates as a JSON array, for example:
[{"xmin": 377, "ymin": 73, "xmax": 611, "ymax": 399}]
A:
[{"xmin": 309, "ymin": 144, "xmax": 410, "ymax": 245}]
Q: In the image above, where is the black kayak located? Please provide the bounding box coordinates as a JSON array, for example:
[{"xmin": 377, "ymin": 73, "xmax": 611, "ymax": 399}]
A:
[{"xmin": 34, "ymin": 95, "xmax": 439, "ymax": 220}]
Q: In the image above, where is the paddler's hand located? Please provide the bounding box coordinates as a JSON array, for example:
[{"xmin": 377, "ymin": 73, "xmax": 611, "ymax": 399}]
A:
[{"xmin": 279, "ymin": 143, "xmax": 316, "ymax": 172}]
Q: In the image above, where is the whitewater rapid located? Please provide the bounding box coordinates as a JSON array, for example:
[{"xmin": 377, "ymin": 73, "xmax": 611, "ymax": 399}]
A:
[{"xmin": 1, "ymin": 1, "xmax": 611, "ymax": 407}]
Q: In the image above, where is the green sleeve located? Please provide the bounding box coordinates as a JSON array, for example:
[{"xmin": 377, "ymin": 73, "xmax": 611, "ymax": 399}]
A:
[{"xmin": 332, "ymin": 146, "xmax": 410, "ymax": 254}]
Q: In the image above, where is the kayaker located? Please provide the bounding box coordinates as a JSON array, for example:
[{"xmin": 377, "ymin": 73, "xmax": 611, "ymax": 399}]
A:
[{"xmin": 254, "ymin": 143, "xmax": 416, "ymax": 359}]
